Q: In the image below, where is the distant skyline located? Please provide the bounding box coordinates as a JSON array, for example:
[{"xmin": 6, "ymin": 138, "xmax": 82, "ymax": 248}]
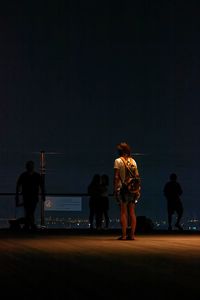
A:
[{"xmin": 0, "ymin": 1, "xmax": 200, "ymax": 221}]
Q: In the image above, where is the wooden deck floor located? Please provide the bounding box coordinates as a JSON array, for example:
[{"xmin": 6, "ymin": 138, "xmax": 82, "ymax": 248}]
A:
[{"xmin": 0, "ymin": 230, "xmax": 200, "ymax": 299}]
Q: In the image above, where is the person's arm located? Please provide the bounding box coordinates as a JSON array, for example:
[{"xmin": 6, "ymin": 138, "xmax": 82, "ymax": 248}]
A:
[
  {"xmin": 132, "ymin": 160, "xmax": 140, "ymax": 178},
  {"xmin": 15, "ymin": 176, "xmax": 22, "ymax": 207},
  {"xmin": 114, "ymin": 168, "xmax": 121, "ymax": 202},
  {"xmin": 178, "ymin": 183, "xmax": 183, "ymax": 196},
  {"xmin": 135, "ymin": 167, "xmax": 140, "ymax": 178},
  {"xmin": 39, "ymin": 175, "xmax": 46, "ymax": 202}
]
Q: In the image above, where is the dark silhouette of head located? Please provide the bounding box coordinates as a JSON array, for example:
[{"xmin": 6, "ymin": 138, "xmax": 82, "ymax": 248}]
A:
[
  {"xmin": 101, "ymin": 174, "xmax": 109, "ymax": 186},
  {"xmin": 26, "ymin": 161, "xmax": 35, "ymax": 173},
  {"xmin": 117, "ymin": 142, "xmax": 131, "ymax": 156},
  {"xmin": 170, "ymin": 173, "xmax": 177, "ymax": 181},
  {"xmin": 91, "ymin": 174, "xmax": 101, "ymax": 185}
]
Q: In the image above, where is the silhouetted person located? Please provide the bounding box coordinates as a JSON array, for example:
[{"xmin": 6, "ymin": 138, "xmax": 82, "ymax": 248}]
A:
[
  {"xmin": 114, "ymin": 142, "xmax": 141, "ymax": 240},
  {"xmin": 163, "ymin": 173, "xmax": 183, "ymax": 231},
  {"xmin": 88, "ymin": 174, "xmax": 101, "ymax": 230},
  {"xmin": 100, "ymin": 174, "xmax": 110, "ymax": 229},
  {"xmin": 16, "ymin": 160, "xmax": 44, "ymax": 231}
]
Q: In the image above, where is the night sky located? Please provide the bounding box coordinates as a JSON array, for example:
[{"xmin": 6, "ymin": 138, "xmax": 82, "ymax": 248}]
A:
[{"xmin": 1, "ymin": 0, "xmax": 200, "ymax": 221}]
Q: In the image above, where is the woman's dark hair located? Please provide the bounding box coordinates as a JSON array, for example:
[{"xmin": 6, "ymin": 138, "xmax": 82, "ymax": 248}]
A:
[
  {"xmin": 117, "ymin": 142, "xmax": 131, "ymax": 156},
  {"xmin": 91, "ymin": 174, "xmax": 101, "ymax": 184},
  {"xmin": 170, "ymin": 173, "xmax": 177, "ymax": 181}
]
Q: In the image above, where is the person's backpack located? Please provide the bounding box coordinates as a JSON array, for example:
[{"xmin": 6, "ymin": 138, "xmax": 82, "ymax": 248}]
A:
[{"xmin": 120, "ymin": 157, "xmax": 141, "ymax": 201}]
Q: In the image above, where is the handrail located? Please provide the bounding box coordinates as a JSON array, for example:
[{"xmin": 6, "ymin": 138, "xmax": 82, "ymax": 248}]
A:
[
  {"xmin": 0, "ymin": 193, "xmax": 114, "ymax": 197},
  {"xmin": 0, "ymin": 192, "xmax": 116, "ymax": 228}
]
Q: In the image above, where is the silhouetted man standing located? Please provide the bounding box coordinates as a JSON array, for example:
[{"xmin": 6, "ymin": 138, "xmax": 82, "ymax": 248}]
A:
[
  {"xmin": 16, "ymin": 160, "xmax": 44, "ymax": 231},
  {"xmin": 163, "ymin": 173, "xmax": 183, "ymax": 231}
]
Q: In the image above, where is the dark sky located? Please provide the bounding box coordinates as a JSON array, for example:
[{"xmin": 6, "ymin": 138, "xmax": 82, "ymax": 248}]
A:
[{"xmin": 1, "ymin": 0, "xmax": 200, "ymax": 220}]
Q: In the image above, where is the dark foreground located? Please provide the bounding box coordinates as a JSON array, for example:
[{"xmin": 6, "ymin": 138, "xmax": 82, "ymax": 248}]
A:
[{"xmin": 0, "ymin": 229, "xmax": 200, "ymax": 299}]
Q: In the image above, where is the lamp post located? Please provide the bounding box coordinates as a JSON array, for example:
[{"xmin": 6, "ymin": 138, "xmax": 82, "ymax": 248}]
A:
[{"xmin": 40, "ymin": 150, "xmax": 46, "ymax": 227}]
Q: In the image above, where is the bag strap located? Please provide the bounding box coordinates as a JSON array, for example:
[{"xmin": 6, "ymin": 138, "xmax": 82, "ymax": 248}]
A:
[{"xmin": 120, "ymin": 157, "xmax": 136, "ymax": 179}]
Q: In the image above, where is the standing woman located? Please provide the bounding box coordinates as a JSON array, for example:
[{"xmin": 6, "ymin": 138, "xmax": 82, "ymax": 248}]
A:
[
  {"xmin": 88, "ymin": 174, "xmax": 101, "ymax": 230},
  {"xmin": 114, "ymin": 142, "xmax": 141, "ymax": 240},
  {"xmin": 100, "ymin": 174, "xmax": 110, "ymax": 229}
]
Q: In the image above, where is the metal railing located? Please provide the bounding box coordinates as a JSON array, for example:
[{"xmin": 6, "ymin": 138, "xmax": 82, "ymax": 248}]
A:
[{"xmin": 0, "ymin": 193, "xmax": 121, "ymax": 229}]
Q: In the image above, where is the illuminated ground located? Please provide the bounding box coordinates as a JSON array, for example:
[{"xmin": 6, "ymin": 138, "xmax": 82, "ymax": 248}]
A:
[{"xmin": 0, "ymin": 230, "xmax": 200, "ymax": 299}]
